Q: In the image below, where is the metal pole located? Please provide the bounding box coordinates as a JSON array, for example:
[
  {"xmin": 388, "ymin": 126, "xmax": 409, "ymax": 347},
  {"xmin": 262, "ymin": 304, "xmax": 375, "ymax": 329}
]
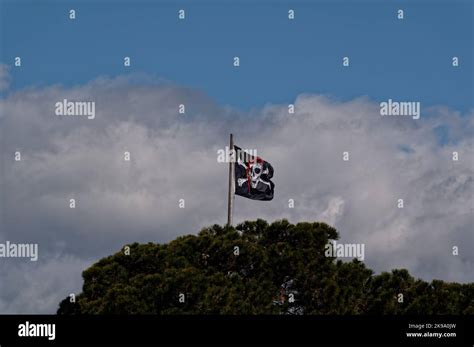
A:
[{"xmin": 227, "ymin": 133, "xmax": 234, "ymax": 226}]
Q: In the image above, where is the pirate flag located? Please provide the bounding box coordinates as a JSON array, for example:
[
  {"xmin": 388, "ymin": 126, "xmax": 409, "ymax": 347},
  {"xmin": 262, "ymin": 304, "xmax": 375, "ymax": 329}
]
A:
[{"xmin": 234, "ymin": 145, "xmax": 274, "ymax": 201}]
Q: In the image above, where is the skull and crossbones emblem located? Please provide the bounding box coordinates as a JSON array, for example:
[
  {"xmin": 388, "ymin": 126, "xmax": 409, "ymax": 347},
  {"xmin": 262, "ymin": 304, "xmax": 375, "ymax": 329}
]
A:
[{"xmin": 237, "ymin": 158, "xmax": 272, "ymax": 190}]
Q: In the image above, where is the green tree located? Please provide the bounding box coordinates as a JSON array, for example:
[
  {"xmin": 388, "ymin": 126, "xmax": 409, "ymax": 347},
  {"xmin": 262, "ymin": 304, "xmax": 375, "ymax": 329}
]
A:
[{"xmin": 58, "ymin": 219, "xmax": 474, "ymax": 315}]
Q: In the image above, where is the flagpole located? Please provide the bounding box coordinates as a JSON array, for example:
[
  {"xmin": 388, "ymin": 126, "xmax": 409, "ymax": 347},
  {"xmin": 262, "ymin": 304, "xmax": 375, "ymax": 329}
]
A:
[{"xmin": 227, "ymin": 133, "xmax": 234, "ymax": 226}]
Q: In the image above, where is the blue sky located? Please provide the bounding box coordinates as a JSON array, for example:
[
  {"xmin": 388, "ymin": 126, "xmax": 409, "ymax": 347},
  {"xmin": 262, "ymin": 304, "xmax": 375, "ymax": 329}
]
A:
[{"xmin": 1, "ymin": 0, "xmax": 472, "ymax": 112}]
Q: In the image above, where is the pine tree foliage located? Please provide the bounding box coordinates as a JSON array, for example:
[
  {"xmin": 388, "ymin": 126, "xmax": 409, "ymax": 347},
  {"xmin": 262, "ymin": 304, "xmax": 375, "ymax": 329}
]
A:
[{"xmin": 57, "ymin": 220, "xmax": 473, "ymax": 315}]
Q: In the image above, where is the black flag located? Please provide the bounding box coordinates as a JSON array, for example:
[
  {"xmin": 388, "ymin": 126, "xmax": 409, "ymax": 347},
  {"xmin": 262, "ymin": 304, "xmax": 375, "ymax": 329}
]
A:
[{"xmin": 234, "ymin": 145, "xmax": 274, "ymax": 201}]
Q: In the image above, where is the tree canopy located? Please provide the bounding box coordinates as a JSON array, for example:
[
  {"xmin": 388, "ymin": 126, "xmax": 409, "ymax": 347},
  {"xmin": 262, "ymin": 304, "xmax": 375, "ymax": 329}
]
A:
[{"xmin": 58, "ymin": 219, "xmax": 474, "ymax": 315}]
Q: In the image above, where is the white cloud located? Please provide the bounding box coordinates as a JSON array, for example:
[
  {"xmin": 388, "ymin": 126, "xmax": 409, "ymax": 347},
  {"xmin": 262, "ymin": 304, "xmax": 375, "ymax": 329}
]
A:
[
  {"xmin": 0, "ymin": 256, "xmax": 92, "ymax": 314},
  {"xmin": 317, "ymin": 197, "xmax": 345, "ymax": 226},
  {"xmin": 0, "ymin": 75, "xmax": 472, "ymax": 313}
]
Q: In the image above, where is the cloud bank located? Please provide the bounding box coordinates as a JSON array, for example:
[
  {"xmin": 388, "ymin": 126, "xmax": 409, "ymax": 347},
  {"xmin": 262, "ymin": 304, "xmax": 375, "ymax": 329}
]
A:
[{"xmin": 0, "ymin": 74, "xmax": 472, "ymax": 313}]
